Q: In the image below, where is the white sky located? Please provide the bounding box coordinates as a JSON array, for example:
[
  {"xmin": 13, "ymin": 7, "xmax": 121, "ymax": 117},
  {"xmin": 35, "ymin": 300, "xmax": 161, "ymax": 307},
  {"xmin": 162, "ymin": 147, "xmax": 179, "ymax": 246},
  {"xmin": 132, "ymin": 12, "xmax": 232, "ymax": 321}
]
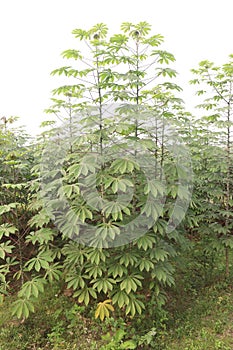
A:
[{"xmin": 0, "ymin": 0, "xmax": 233, "ymax": 135}]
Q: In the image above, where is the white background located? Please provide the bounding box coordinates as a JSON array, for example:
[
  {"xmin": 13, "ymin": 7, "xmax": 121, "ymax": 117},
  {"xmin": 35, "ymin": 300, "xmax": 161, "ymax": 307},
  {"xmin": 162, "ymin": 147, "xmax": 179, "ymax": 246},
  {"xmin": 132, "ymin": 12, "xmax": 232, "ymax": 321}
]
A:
[{"xmin": 0, "ymin": 0, "xmax": 232, "ymax": 134}]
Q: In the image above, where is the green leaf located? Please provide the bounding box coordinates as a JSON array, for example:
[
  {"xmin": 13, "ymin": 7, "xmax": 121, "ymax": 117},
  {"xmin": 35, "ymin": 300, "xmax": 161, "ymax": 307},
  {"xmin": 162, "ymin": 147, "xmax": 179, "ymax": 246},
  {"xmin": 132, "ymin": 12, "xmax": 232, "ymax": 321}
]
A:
[
  {"xmin": 136, "ymin": 233, "xmax": 156, "ymax": 250},
  {"xmin": 18, "ymin": 278, "xmax": 46, "ymax": 299},
  {"xmin": 120, "ymin": 274, "xmax": 143, "ymax": 293},
  {"xmin": 25, "ymin": 252, "xmax": 53, "ymax": 272},
  {"xmin": 26, "ymin": 228, "xmax": 54, "ymax": 245},
  {"xmin": 120, "ymin": 340, "xmax": 137, "ymax": 349},
  {"xmin": 112, "ymin": 290, "xmax": 130, "ymax": 308},
  {"xmin": 110, "ymin": 158, "xmax": 139, "ymax": 174},
  {"xmin": 12, "ymin": 299, "xmax": 35, "ymax": 319},
  {"xmin": 73, "ymin": 288, "xmax": 97, "ymax": 305},
  {"xmin": 66, "ymin": 275, "xmax": 86, "ymax": 290},
  {"xmin": 0, "ymin": 241, "xmax": 15, "ymax": 259},
  {"xmin": 125, "ymin": 295, "xmax": 145, "ymax": 317},
  {"xmin": 0, "ymin": 224, "xmax": 17, "ymax": 239},
  {"xmin": 152, "ymin": 50, "xmax": 175, "ymax": 64},
  {"xmin": 61, "ymin": 49, "xmax": 82, "ymax": 60},
  {"xmin": 91, "ymin": 277, "xmax": 115, "ymax": 293},
  {"xmin": 108, "ymin": 263, "xmax": 127, "ymax": 278}
]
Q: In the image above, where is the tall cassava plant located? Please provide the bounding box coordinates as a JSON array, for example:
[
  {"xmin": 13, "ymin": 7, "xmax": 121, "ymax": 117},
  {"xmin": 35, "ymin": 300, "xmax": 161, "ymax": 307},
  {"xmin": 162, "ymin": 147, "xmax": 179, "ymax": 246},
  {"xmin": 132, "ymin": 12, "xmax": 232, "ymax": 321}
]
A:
[
  {"xmin": 190, "ymin": 56, "xmax": 233, "ymax": 277},
  {"xmin": 13, "ymin": 22, "xmax": 192, "ymax": 320},
  {"xmin": 0, "ymin": 118, "xmax": 34, "ymax": 295}
]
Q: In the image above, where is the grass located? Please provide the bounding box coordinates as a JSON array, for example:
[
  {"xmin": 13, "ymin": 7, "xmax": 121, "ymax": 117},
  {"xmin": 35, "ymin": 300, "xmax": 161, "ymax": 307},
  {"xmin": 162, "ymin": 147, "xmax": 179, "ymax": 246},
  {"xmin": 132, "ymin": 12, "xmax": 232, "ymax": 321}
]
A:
[
  {"xmin": 0, "ymin": 286, "xmax": 103, "ymax": 350},
  {"xmin": 162, "ymin": 282, "xmax": 233, "ymax": 350},
  {"xmin": 1, "ymin": 261, "xmax": 233, "ymax": 349}
]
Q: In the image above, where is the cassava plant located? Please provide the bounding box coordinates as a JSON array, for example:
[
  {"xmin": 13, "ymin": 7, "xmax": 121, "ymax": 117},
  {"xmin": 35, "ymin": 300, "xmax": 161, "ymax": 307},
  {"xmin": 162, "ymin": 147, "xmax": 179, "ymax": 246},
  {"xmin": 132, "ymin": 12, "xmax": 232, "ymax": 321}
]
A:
[
  {"xmin": 190, "ymin": 56, "xmax": 233, "ymax": 277},
  {"xmin": 12, "ymin": 22, "xmax": 192, "ymax": 320},
  {"xmin": 0, "ymin": 118, "xmax": 35, "ymax": 299}
]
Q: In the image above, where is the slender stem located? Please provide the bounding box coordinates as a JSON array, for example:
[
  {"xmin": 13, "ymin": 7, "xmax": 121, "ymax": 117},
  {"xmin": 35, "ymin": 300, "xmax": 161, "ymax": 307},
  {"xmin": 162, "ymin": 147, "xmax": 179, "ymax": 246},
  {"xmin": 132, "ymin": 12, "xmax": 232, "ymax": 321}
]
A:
[
  {"xmin": 95, "ymin": 45, "xmax": 106, "ymax": 227},
  {"xmin": 12, "ymin": 163, "xmax": 24, "ymax": 286},
  {"xmin": 135, "ymin": 38, "xmax": 139, "ymax": 149},
  {"xmin": 225, "ymin": 100, "xmax": 231, "ymax": 277},
  {"xmin": 68, "ymin": 95, "xmax": 73, "ymax": 153}
]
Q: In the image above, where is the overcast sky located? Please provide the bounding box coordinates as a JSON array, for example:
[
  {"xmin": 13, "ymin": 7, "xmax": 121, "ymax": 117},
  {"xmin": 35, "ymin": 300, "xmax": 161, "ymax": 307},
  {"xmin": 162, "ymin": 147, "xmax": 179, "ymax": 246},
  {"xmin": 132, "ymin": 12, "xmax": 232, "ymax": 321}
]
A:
[{"xmin": 0, "ymin": 0, "xmax": 233, "ymax": 135}]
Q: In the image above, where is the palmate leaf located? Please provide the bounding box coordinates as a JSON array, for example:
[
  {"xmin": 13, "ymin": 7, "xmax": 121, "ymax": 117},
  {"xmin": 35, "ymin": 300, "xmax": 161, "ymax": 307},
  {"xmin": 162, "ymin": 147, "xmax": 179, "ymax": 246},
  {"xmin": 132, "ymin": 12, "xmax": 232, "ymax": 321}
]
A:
[
  {"xmin": 104, "ymin": 176, "xmax": 133, "ymax": 193},
  {"xmin": 0, "ymin": 241, "xmax": 15, "ymax": 259},
  {"xmin": 50, "ymin": 66, "xmax": 71, "ymax": 76},
  {"xmin": 44, "ymin": 263, "xmax": 62, "ymax": 283},
  {"xmin": 73, "ymin": 287, "xmax": 97, "ymax": 305},
  {"xmin": 72, "ymin": 28, "xmax": 89, "ymax": 40},
  {"xmin": 64, "ymin": 209, "xmax": 80, "ymax": 227},
  {"xmin": 118, "ymin": 252, "xmax": 139, "ymax": 267},
  {"xmin": 67, "ymin": 68, "xmax": 94, "ymax": 78},
  {"xmin": 58, "ymin": 220, "xmax": 80, "ymax": 239},
  {"xmin": 108, "ymin": 263, "xmax": 127, "ymax": 278},
  {"xmin": 144, "ymin": 179, "xmax": 165, "ymax": 197},
  {"xmin": 26, "ymin": 228, "xmax": 55, "ymax": 245},
  {"xmin": 72, "ymin": 205, "xmax": 93, "ymax": 223},
  {"xmin": 85, "ymin": 264, "xmax": 104, "ymax": 279},
  {"xmin": 125, "ymin": 294, "xmax": 145, "ymax": 317},
  {"xmin": 90, "ymin": 23, "xmax": 108, "ymax": 38},
  {"xmin": 153, "ymin": 219, "xmax": 167, "ymax": 235},
  {"xmin": 119, "ymin": 274, "xmax": 143, "ymax": 294},
  {"xmin": 18, "ymin": 278, "xmax": 46, "ymax": 299},
  {"xmin": 109, "ymin": 33, "xmax": 128, "ymax": 45},
  {"xmin": 168, "ymin": 205, "xmax": 186, "ymax": 222},
  {"xmin": 152, "ymin": 50, "xmax": 175, "ymax": 64},
  {"xmin": 52, "ymin": 84, "xmax": 85, "ymax": 96},
  {"xmin": 61, "ymin": 49, "xmax": 82, "ymax": 60},
  {"xmin": 2, "ymin": 182, "xmax": 27, "ymax": 190},
  {"xmin": 156, "ymin": 67, "xmax": 177, "ymax": 78},
  {"xmin": 25, "ymin": 251, "xmax": 53, "ymax": 272},
  {"xmin": 120, "ymin": 340, "xmax": 137, "ymax": 349},
  {"xmin": 91, "ymin": 277, "xmax": 116, "ymax": 293},
  {"xmin": 0, "ymin": 224, "xmax": 17, "ymax": 239},
  {"xmin": 136, "ymin": 233, "xmax": 156, "ymax": 250},
  {"xmin": 102, "ymin": 202, "xmax": 130, "ymax": 221},
  {"xmin": 28, "ymin": 209, "xmax": 52, "ymax": 228},
  {"xmin": 95, "ymin": 223, "xmax": 121, "ymax": 240},
  {"xmin": 68, "ymin": 155, "xmax": 99, "ymax": 178},
  {"xmin": 11, "ymin": 299, "xmax": 35, "ymax": 319},
  {"xmin": 141, "ymin": 200, "xmax": 162, "ymax": 220},
  {"xmin": 95, "ymin": 299, "xmax": 114, "ymax": 321},
  {"xmin": 149, "ymin": 245, "xmax": 170, "ymax": 261},
  {"xmin": 86, "ymin": 248, "xmax": 109, "ymax": 265},
  {"xmin": 62, "ymin": 243, "xmax": 86, "ymax": 266},
  {"xmin": 110, "ymin": 158, "xmax": 139, "ymax": 174},
  {"xmin": 66, "ymin": 274, "xmax": 86, "ymax": 290},
  {"xmin": 177, "ymin": 185, "xmax": 191, "ymax": 200},
  {"xmin": 152, "ymin": 262, "xmax": 175, "ymax": 286},
  {"xmin": 220, "ymin": 236, "xmax": 233, "ymax": 249},
  {"xmin": 120, "ymin": 22, "xmax": 133, "ymax": 33},
  {"xmin": 59, "ymin": 184, "xmax": 80, "ymax": 198},
  {"xmin": 89, "ymin": 236, "xmax": 110, "ymax": 249},
  {"xmin": 137, "ymin": 258, "xmax": 154, "ymax": 272},
  {"xmin": 68, "ymin": 163, "xmax": 92, "ymax": 178},
  {"xmin": 112, "ymin": 290, "xmax": 129, "ymax": 308},
  {"xmin": 135, "ymin": 21, "xmax": 152, "ymax": 35},
  {"xmin": 0, "ymin": 203, "xmax": 17, "ymax": 215}
]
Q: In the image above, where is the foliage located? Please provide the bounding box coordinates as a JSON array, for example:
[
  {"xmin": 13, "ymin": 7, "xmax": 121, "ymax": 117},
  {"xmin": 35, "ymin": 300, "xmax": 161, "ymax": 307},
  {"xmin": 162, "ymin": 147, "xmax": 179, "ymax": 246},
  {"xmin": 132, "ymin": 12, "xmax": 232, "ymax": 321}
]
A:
[
  {"xmin": 0, "ymin": 119, "xmax": 35, "ymax": 295},
  {"xmin": 1, "ymin": 22, "xmax": 233, "ymax": 344},
  {"xmin": 190, "ymin": 55, "xmax": 233, "ymax": 276},
  {"xmin": 7, "ymin": 21, "xmax": 190, "ymax": 320}
]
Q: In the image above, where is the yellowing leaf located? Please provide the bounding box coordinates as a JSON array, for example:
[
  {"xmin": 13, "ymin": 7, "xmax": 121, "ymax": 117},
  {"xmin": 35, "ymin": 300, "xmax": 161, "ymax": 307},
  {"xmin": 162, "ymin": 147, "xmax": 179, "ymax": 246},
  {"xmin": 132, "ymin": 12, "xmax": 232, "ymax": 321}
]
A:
[{"xmin": 95, "ymin": 299, "xmax": 114, "ymax": 321}]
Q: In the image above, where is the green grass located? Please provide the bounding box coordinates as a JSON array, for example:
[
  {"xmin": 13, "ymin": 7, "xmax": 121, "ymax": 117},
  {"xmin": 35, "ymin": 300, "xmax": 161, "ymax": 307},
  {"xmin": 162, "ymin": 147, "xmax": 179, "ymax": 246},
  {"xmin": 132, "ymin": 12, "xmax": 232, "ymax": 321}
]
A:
[
  {"xmin": 0, "ymin": 286, "xmax": 103, "ymax": 350},
  {"xmin": 160, "ymin": 281, "xmax": 233, "ymax": 350},
  {"xmin": 1, "ymin": 270, "xmax": 233, "ymax": 349}
]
